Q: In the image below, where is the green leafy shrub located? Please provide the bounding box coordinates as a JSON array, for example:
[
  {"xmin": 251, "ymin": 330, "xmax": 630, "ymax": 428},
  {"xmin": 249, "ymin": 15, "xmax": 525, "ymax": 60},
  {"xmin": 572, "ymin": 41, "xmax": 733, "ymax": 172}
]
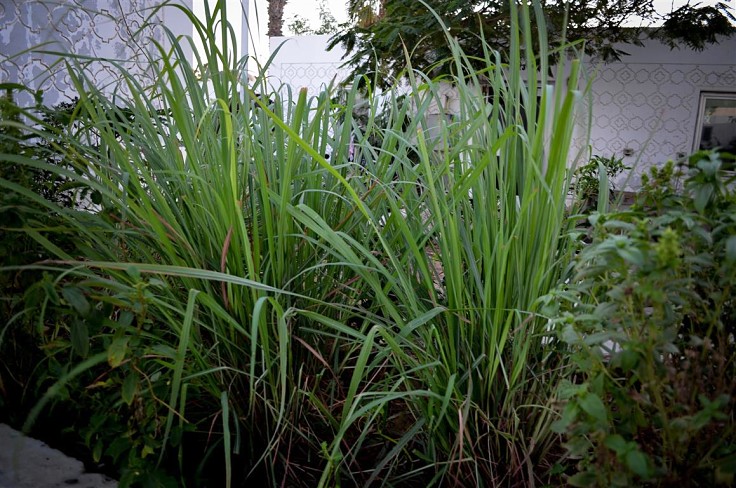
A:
[
  {"xmin": 1, "ymin": 88, "xmax": 194, "ymax": 485},
  {"xmin": 546, "ymin": 152, "xmax": 736, "ymax": 486},
  {"xmin": 0, "ymin": 88, "xmax": 82, "ymax": 422},
  {"xmin": 572, "ymin": 154, "xmax": 630, "ymax": 212}
]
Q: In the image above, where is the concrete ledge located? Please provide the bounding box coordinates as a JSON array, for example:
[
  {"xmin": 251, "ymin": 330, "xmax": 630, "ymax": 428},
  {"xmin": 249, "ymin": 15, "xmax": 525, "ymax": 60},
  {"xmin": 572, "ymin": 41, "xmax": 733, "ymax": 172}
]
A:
[{"xmin": 0, "ymin": 424, "xmax": 117, "ymax": 488}]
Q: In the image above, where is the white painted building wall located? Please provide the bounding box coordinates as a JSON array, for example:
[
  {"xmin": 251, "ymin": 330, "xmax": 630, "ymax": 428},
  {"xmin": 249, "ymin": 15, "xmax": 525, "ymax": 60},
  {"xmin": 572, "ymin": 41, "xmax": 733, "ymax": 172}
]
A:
[
  {"xmin": 0, "ymin": 1, "xmax": 257, "ymax": 105},
  {"xmin": 8, "ymin": 5, "xmax": 731, "ymax": 191},
  {"xmin": 582, "ymin": 36, "xmax": 736, "ymax": 189},
  {"xmin": 268, "ymin": 33, "xmax": 736, "ymax": 189},
  {"xmin": 268, "ymin": 34, "xmax": 349, "ymax": 93},
  {"xmin": 0, "ymin": 0, "xmax": 200, "ymax": 105}
]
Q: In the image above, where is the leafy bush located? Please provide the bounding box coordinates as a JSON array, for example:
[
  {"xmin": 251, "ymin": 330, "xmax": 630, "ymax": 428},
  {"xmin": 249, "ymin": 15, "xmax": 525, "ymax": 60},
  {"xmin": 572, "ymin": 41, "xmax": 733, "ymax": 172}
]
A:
[
  {"xmin": 572, "ymin": 154, "xmax": 630, "ymax": 212},
  {"xmin": 0, "ymin": 88, "xmax": 83, "ymax": 423},
  {"xmin": 546, "ymin": 152, "xmax": 736, "ymax": 486}
]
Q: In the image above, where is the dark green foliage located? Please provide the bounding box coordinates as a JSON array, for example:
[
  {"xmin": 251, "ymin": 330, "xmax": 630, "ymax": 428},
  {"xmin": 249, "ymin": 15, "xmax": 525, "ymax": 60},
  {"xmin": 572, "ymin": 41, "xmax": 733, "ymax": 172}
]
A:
[
  {"xmin": 23, "ymin": 274, "xmax": 191, "ymax": 487},
  {"xmin": 288, "ymin": 0, "xmax": 338, "ymax": 35},
  {"xmin": 0, "ymin": 88, "xmax": 81, "ymax": 424},
  {"xmin": 332, "ymin": 1, "xmax": 735, "ymax": 89},
  {"xmin": 0, "ymin": 90, "xmax": 200, "ymax": 486},
  {"xmin": 656, "ymin": 2, "xmax": 736, "ymax": 51},
  {"xmin": 0, "ymin": 88, "xmax": 88, "ymax": 208},
  {"xmin": 545, "ymin": 151, "xmax": 736, "ymax": 486},
  {"xmin": 573, "ymin": 154, "xmax": 629, "ymax": 212}
]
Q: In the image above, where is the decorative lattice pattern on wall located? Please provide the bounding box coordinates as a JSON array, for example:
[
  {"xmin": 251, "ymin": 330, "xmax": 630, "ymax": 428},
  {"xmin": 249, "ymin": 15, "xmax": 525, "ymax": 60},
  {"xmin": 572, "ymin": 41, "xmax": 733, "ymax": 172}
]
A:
[
  {"xmin": 583, "ymin": 62, "xmax": 736, "ymax": 189},
  {"xmin": 0, "ymin": 0, "xmax": 163, "ymax": 106},
  {"xmin": 272, "ymin": 62, "xmax": 351, "ymax": 94}
]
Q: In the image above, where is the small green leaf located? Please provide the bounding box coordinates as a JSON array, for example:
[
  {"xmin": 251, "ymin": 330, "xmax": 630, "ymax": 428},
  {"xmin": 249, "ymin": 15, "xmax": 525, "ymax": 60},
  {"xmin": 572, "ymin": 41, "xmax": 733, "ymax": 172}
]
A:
[
  {"xmin": 147, "ymin": 278, "xmax": 167, "ymax": 288},
  {"xmin": 561, "ymin": 323, "xmax": 581, "ymax": 344},
  {"xmin": 106, "ymin": 437, "xmax": 130, "ymax": 462},
  {"xmin": 41, "ymin": 280, "xmax": 60, "ymax": 305},
  {"xmin": 725, "ymin": 235, "xmax": 736, "ymax": 263},
  {"xmin": 141, "ymin": 443, "xmax": 154, "ymax": 459},
  {"xmin": 71, "ymin": 318, "xmax": 89, "ymax": 357},
  {"xmin": 93, "ymin": 440, "xmax": 103, "ymax": 463},
  {"xmin": 662, "ymin": 342, "xmax": 680, "ymax": 354},
  {"xmin": 583, "ymin": 331, "xmax": 613, "ymax": 346},
  {"xmin": 625, "ymin": 449, "xmax": 650, "ymax": 478},
  {"xmin": 551, "ymin": 403, "xmax": 579, "ymax": 433},
  {"xmin": 121, "ymin": 373, "xmax": 138, "ymax": 406},
  {"xmin": 594, "ymin": 301, "xmax": 618, "ymax": 317},
  {"xmin": 616, "ymin": 247, "xmax": 645, "ymax": 267},
  {"xmin": 579, "ymin": 392, "xmax": 608, "ymax": 423},
  {"xmin": 150, "ymin": 344, "xmax": 177, "ymax": 359},
  {"xmin": 602, "ymin": 220, "xmax": 636, "ymax": 232},
  {"xmin": 550, "ymin": 463, "xmax": 566, "ymax": 476},
  {"xmin": 117, "ymin": 310, "xmax": 134, "ymax": 327},
  {"xmin": 568, "ymin": 471, "xmax": 597, "ymax": 487},
  {"xmin": 126, "ymin": 266, "xmax": 141, "ymax": 281},
  {"xmin": 558, "ymin": 379, "xmax": 584, "ymax": 400},
  {"xmin": 619, "ymin": 349, "xmax": 639, "ymax": 372},
  {"xmin": 604, "ymin": 434, "xmax": 628, "ymax": 455},
  {"xmin": 107, "ymin": 337, "xmax": 129, "ymax": 368},
  {"xmin": 693, "ymin": 184, "xmax": 713, "ymax": 213},
  {"xmin": 565, "ymin": 435, "xmax": 592, "ymax": 456},
  {"xmin": 62, "ymin": 286, "xmax": 90, "ymax": 316}
]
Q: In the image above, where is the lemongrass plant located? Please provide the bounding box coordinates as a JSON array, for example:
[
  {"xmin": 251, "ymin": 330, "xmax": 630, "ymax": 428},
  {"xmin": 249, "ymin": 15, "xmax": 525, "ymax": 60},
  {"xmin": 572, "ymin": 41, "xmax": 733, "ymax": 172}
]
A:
[
  {"xmin": 308, "ymin": 1, "xmax": 587, "ymax": 485},
  {"xmin": 0, "ymin": 0, "xmax": 587, "ymax": 486}
]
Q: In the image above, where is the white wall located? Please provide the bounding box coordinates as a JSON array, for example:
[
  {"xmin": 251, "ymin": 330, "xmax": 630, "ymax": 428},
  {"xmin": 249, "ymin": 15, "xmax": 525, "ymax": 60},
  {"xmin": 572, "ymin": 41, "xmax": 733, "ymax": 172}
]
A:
[
  {"xmin": 268, "ymin": 33, "xmax": 736, "ymax": 190},
  {"xmin": 268, "ymin": 34, "xmax": 349, "ymax": 93},
  {"xmin": 582, "ymin": 36, "xmax": 736, "ymax": 189},
  {"xmin": 0, "ymin": 0, "xmax": 196, "ymax": 106}
]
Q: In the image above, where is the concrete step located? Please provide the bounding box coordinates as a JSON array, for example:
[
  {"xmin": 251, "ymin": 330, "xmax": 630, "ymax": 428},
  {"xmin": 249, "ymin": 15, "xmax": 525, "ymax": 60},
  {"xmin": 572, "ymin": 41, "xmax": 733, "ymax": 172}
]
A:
[{"xmin": 0, "ymin": 424, "xmax": 117, "ymax": 488}]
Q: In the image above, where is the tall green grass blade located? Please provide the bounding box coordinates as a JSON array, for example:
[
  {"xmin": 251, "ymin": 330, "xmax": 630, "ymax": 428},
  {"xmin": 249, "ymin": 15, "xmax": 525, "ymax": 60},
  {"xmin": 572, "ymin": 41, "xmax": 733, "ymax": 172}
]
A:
[
  {"xmin": 159, "ymin": 288, "xmax": 200, "ymax": 465},
  {"xmin": 221, "ymin": 391, "xmax": 232, "ymax": 488}
]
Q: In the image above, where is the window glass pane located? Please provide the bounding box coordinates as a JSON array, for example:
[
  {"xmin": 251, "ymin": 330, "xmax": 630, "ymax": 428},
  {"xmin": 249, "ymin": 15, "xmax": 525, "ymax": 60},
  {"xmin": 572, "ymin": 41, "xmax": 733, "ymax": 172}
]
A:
[{"xmin": 698, "ymin": 95, "xmax": 736, "ymax": 154}]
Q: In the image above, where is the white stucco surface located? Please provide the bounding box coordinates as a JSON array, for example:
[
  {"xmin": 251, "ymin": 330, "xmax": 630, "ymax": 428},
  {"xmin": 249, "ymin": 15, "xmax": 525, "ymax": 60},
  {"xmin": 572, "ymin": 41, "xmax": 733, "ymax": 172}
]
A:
[
  {"xmin": 268, "ymin": 34, "xmax": 350, "ymax": 93},
  {"xmin": 268, "ymin": 33, "xmax": 736, "ymax": 189},
  {"xmin": 582, "ymin": 36, "xmax": 736, "ymax": 189},
  {"xmin": 0, "ymin": 0, "xmax": 196, "ymax": 106},
  {"xmin": 4, "ymin": 5, "xmax": 734, "ymax": 190}
]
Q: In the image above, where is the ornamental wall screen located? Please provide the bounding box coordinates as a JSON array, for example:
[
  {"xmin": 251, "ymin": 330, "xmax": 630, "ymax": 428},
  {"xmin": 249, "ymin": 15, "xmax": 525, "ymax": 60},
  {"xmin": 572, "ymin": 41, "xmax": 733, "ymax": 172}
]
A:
[{"xmin": 0, "ymin": 0, "xmax": 170, "ymax": 106}]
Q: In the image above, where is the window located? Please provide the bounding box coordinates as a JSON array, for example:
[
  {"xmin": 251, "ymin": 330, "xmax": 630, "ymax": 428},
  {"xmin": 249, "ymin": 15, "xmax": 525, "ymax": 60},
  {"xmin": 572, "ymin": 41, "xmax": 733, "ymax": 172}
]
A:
[{"xmin": 694, "ymin": 92, "xmax": 736, "ymax": 155}]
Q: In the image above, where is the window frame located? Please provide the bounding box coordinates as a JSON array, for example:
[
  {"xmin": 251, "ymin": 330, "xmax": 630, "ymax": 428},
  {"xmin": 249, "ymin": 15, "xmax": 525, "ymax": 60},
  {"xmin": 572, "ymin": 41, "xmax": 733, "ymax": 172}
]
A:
[{"xmin": 692, "ymin": 91, "xmax": 736, "ymax": 154}]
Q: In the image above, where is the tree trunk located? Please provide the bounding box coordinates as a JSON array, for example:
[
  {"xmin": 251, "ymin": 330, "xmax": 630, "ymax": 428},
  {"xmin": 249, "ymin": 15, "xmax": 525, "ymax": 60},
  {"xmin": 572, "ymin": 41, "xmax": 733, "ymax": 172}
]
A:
[{"xmin": 267, "ymin": 0, "xmax": 288, "ymax": 37}]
